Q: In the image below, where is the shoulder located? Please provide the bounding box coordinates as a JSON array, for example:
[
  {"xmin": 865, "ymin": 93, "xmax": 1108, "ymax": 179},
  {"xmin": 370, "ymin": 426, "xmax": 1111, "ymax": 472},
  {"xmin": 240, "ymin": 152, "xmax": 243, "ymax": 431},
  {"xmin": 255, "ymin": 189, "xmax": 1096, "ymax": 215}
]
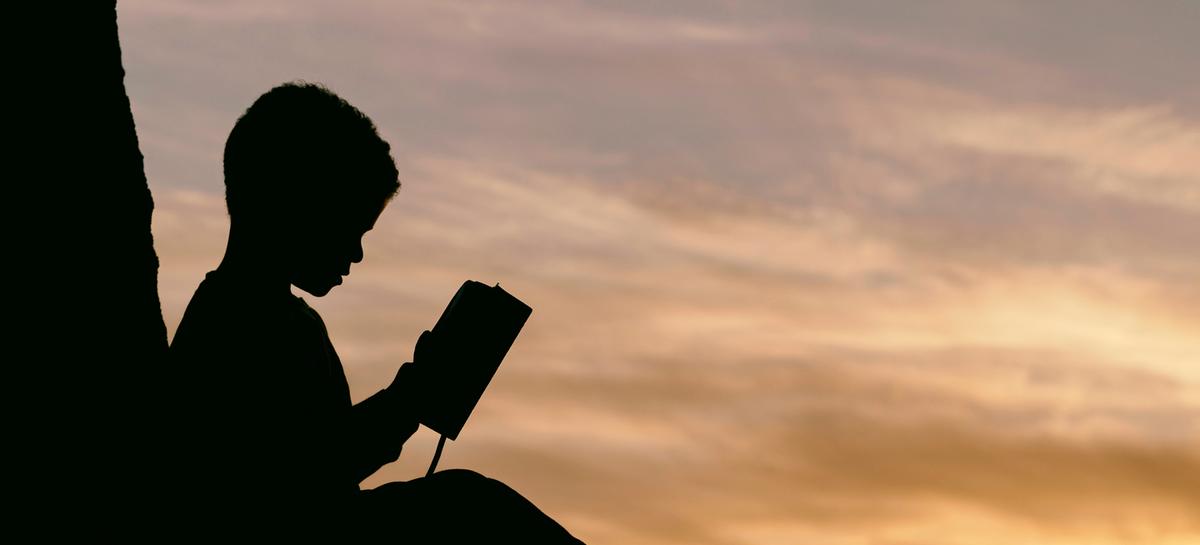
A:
[
  {"xmin": 291, "ymin": 295, "xmax": 331, "ymax": 333},
  {"xmin": 171, "ymin": 271, "xmax": 314, "ymax": 355}
]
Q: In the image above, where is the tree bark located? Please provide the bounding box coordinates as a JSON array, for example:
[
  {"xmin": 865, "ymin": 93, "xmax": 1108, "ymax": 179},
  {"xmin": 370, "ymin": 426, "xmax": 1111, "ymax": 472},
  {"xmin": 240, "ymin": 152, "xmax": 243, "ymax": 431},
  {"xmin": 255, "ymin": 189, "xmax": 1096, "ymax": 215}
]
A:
[{"xmin": 14, "ymin": 1, "xmax": 168, "ymax": 534}]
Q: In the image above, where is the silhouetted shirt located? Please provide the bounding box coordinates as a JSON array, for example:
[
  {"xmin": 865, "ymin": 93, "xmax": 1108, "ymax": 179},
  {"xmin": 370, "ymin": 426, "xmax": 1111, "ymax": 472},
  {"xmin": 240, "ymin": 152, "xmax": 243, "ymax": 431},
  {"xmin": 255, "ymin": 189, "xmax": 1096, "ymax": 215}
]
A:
[{"xmin": 169, "ymin": 269, "xmax": 404, "ymax": 514}]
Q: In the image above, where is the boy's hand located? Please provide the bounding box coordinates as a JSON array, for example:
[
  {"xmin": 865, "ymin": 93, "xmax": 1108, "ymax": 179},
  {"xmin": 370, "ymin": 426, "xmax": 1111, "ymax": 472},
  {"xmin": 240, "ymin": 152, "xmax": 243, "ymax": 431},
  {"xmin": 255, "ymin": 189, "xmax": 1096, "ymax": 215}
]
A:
[
  {"xmin": 412, "ymin": 329, "xmax": 441, "ymax": 371},
  {"xmin": 388, "ymin": 330, "xmax": 440, "ymax": 416},
  {"xmin": 387, "ymin": 362, "xmax": 422, "ymax": 442}
]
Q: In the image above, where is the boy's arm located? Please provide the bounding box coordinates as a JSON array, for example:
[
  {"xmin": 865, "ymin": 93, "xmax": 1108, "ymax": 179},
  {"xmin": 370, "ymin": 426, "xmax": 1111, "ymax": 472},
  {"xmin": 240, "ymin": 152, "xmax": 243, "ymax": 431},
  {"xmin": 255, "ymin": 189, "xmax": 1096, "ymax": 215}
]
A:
[
  {"xmin": 343, "ymin": 362, "xmax": 422, "ymax": 483},
  {"xmin": 339, "ymin": 330, "xmax": 437, "ymax": 484}
]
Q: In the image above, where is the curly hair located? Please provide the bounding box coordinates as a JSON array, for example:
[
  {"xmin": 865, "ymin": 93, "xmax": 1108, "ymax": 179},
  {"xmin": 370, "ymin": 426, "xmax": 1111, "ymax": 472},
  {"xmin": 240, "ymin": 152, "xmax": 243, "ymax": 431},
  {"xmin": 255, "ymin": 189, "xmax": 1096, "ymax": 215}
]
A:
[{"xmin": 223, "ymin": 81, "xmax": 400, "ymax": 224}]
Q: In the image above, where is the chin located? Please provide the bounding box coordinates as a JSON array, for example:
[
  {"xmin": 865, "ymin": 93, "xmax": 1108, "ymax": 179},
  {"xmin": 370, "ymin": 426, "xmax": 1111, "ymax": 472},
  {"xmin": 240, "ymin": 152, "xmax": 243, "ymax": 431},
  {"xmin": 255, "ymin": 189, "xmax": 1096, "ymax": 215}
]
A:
[
  {"xmin": 299, "ymin": 286, "xmax": 334, "ymax": 297},
  {"xmin": 294, "ymin": 278, "xmax": 340, "ymax": 297}
]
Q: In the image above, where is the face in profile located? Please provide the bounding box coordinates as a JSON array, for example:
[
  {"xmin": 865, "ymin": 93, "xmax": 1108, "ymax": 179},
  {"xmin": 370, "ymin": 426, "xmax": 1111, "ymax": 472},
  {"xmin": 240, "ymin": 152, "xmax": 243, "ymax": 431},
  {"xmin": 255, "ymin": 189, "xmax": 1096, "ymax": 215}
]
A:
[{"xmin": 288, "ymin": 195, "xmax": 390, "ymax": 297}]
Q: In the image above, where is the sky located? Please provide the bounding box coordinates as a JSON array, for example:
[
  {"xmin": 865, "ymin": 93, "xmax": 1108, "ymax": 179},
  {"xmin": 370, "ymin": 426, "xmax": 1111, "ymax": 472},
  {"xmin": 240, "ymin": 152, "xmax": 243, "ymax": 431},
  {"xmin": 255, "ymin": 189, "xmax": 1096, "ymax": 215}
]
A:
[{"xmin": 119, "ymin": 1, "xmax": 1200, "ymax": 543}]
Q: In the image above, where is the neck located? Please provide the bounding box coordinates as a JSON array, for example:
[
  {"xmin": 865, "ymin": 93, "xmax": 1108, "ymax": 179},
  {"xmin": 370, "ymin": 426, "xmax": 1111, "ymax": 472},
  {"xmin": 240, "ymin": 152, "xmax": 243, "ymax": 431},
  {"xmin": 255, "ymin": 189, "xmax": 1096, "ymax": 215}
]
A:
[{"xmin": 215, "ymin": 223, "xmax": 292, "ymax": 298}]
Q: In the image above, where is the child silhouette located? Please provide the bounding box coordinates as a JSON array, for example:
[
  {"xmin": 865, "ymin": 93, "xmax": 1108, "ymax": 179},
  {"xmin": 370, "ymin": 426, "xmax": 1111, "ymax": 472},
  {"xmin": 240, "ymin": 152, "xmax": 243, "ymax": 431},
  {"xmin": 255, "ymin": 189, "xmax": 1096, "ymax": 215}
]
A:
[{"xmin": 169, "ymin": 82, "xmax": 582, "ymax": 542}]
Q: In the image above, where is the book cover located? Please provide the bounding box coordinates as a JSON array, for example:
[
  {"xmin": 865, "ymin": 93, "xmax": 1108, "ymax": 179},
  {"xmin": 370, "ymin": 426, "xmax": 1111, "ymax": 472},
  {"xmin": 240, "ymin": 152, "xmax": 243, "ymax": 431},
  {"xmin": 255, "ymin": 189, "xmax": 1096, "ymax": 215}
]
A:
[{"xmin": 417, "ymin": 280, "xmax": 532, "ymax": 440}]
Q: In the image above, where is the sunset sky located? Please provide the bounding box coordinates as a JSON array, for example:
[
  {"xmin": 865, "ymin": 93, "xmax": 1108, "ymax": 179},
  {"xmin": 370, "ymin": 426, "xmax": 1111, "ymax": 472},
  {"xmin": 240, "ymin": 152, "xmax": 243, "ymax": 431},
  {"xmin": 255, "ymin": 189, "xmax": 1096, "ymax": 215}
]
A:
[{"xmin": 119, "ymin": 2, "xmax": 1200, "ymax": 543}]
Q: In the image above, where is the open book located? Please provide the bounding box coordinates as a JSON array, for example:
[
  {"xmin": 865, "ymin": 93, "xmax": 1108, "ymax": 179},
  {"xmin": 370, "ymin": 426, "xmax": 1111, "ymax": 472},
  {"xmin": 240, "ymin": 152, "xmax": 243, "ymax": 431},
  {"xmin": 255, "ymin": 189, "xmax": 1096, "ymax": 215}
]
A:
[{"xmin": 417, "ymin": 280, "xmax": 532, "ymax": 440}]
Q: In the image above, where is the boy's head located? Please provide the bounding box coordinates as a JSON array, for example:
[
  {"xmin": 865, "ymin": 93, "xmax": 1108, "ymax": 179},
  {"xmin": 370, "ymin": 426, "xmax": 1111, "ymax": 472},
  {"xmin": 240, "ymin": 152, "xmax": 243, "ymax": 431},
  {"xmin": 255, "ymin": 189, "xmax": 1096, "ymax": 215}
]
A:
[{"xmin": 223, "ymin": 81, "xmax": 400, "ymax": 296}]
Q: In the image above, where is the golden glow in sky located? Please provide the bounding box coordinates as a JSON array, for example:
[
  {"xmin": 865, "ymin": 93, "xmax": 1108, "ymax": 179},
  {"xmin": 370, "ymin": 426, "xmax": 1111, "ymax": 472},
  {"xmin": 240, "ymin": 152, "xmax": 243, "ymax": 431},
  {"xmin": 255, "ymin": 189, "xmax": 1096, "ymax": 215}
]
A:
[{"xmin": 124, "ymin": 2, "xmax": 1200, "ymax": 543}]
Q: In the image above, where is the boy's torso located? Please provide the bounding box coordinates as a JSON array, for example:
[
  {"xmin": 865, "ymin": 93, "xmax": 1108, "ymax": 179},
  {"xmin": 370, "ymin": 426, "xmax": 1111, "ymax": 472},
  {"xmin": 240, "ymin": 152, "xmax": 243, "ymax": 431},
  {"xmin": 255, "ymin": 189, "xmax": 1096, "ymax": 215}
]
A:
[{"xmin": 168, "ymin": 269, "xmax": 357, "ymax": 502}]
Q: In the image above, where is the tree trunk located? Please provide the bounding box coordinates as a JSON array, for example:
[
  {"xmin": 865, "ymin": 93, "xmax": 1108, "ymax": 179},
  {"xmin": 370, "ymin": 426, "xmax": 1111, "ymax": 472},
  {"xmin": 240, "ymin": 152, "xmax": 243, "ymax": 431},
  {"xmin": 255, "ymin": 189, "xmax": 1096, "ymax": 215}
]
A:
[{"xmin": 15, "ymin": 1, "xmax": 168, "ymax": 534}]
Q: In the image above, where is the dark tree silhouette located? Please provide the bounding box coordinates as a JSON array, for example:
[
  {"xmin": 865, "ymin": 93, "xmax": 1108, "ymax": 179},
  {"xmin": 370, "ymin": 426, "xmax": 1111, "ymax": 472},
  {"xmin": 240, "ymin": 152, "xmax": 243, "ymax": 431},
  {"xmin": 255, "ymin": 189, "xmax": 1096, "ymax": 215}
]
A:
[{"xmin": 14, "ymin": 1, "xmax": 167, "ymax": 534}]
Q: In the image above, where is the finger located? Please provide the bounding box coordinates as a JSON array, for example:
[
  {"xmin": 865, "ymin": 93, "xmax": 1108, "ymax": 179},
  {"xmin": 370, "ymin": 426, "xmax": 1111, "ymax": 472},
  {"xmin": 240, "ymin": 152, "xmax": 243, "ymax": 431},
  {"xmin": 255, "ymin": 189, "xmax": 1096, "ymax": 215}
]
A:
[{"xmin": 414, "ymin": 330, "xmax": 431, "ymax": 360}]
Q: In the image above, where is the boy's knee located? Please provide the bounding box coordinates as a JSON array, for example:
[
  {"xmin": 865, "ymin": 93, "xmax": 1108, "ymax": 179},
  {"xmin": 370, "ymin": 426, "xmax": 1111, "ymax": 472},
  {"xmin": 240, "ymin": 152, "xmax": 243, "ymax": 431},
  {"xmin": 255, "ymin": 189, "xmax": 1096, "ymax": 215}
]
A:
[
  {"xmin": 430, "ymin": 469, "xmax": 511, "ymax": 497},
  {"xmin": 429, "ymin": 468, "xmax": 489, "ymax": 484}
]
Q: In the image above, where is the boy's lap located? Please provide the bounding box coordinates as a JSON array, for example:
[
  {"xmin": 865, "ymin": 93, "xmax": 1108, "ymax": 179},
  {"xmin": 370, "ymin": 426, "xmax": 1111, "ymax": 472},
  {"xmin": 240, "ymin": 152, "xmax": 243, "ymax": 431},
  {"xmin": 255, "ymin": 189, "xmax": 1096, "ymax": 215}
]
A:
[
  {"xmin": 355, "ymin": 469, "xmax": 504, "ymax": 516},
  {"xmin": 350, "ymin": 469, "xmax": 583, "ymax": 543}
]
